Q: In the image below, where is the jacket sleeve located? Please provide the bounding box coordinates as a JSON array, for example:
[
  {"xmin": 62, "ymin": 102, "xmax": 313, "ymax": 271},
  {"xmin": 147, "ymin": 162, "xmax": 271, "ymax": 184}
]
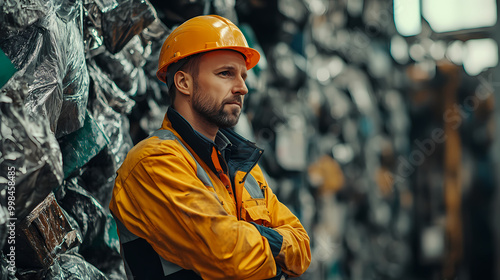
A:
[
  {"xmin": 253, "ymin": 165, "xmax": 312, "ymax": 277},
  {"xmin": 110, "ymin": 148, "xmax": 279, "ymax": 280}
]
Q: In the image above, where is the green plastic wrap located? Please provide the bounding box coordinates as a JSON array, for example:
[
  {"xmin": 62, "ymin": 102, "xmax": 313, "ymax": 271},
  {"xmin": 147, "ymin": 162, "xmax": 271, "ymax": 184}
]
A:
[
  {"xmin": 0, "ymin": 49, "xmax": 17, "ymax": 89},
  {"xmin": 58, "ymin": 111, "xmax": 110, "ymax": 179}
]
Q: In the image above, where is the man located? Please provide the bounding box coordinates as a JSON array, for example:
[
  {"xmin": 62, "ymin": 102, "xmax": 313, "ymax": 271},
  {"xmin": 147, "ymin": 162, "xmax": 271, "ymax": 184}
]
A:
[{"xmin": 109, "ymin": 15, "xmax": 311, "ymax": 280}]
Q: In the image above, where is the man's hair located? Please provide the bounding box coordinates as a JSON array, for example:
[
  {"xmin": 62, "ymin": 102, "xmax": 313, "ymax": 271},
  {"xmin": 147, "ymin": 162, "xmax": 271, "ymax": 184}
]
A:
[{"xmin": 169, "ymin": 53, "xmax": 204, "ymax": 106}]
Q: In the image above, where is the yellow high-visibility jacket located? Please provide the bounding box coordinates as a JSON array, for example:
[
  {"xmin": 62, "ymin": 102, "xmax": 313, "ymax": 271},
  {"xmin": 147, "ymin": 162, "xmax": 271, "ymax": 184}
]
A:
[{"xmin": 109, "ymin": 107, "xmax": 311, "ymax": 280}]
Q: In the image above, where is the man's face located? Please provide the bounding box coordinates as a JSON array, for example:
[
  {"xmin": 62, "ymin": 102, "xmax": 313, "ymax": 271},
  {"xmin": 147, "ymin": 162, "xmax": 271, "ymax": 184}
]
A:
[{"xmin": 191, "ymin": 50, "xmax": 248, "ymax": 128}]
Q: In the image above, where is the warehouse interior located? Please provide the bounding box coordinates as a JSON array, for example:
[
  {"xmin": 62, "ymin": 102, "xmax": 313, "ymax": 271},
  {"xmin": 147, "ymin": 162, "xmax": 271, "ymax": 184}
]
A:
[{"xmin": 1, "ymin": 0, "xmax": 499, "ymax": 279}]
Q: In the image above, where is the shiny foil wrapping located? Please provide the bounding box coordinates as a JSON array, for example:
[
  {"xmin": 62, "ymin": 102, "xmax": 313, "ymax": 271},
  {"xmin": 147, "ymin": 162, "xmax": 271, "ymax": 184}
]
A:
[
  {"xmin": 0, "ymin": 76, "xmax": 63, "ymax": 220},
  {"xmin": 0, "ymin": 0, "xmax": 89, "ymax": 139},
  {"xmin": 101, "ymin": 0, "xmax": 156, "ymax": 54},
  {"xmin": 0, "ymin": 0, "xmax": 156, "ymax": 278}
]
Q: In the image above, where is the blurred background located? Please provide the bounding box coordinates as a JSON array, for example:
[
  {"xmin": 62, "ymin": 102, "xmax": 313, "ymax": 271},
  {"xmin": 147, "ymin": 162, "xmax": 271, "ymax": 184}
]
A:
[{"xmin": 0, "ymin": 0, "xmax": 499, "ymax": 279}]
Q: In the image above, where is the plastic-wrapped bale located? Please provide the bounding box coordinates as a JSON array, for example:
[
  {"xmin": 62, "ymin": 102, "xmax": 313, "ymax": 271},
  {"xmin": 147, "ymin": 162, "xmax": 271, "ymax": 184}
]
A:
[
  {"xmin": 44, "ymin": 251, "xmax": 109, "ymax": 280},
  {"xmin": 55, "ymin": 1, "xmax": 91, "ymax": 139},
  {"xmin": 101, "ymin": 0, "xmax": 156, "ymax": 54},
  {"xmin": 0, "ymin": 75, "xmax": 63, "ymax": 220},
  {"xmin": 127, "ymin": 19, "xmax": 171, "ymax": 143},
  {"xmin": 87, "ymin": 60, "xmax": 134, "ymax": 166},
  {"xmin": 58, "ymin": 110, "xmax": 110, "ymax": 179},
  {"xmin": 56, "ymin": 78, "xmax": 127, "ymax": 206},
  {"xmin": 0, "ymin": 0, "xmax": 89, "ymax": 139},
  {"xmin": 87, "ymin": 59, "xmax": 136, "ymax": 115},
  {"xmin": 0, "ymin": 0, "xmax": 53, "ymax": 32},
  {"xmin": 10, "ymin": 193, "xmax": 81, "ymax": 280},
  {"xmin": 139, "ymin": 18, "xmax": 170, "ymax": 88},
  {"xmin": 54, "ymin": 177, "xmax": 125, "ymax": 279},
  {"xmin": 53, "ymin": 117, "xmax": 121, "ymax": 279},
  {"xmin": 82, "ymin": 0, "xmax": 118, "ymax": 58},
  {"xmin": 93, "ymin": 35, "xmax": 148, "ymax": 100},
  {"xmin": 80, "ymin": 147, "xmax": 117, "ymax": 209},
  {"xmin": 91, "ymin": 20, "xmax": 160, "ymax": 143}
]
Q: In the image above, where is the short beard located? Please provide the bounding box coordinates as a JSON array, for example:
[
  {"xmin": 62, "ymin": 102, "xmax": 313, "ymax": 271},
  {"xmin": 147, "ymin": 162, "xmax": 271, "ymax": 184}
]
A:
[{"xmin": 192, "ymin": 81, "xmax": 241, "ymax": 128}]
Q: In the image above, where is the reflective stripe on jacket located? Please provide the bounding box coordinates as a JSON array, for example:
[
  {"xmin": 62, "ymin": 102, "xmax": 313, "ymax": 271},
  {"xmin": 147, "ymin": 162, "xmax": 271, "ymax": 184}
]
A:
[{"xmin": 109, "ymin": 107, "xmax": 311, "ymax": 280}]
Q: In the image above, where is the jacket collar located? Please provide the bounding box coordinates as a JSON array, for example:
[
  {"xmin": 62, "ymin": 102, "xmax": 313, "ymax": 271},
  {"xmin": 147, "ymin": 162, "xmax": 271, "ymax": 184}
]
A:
[{"xmin": 165, "ymin": 107, "xmax": 263, "ymax": 178}]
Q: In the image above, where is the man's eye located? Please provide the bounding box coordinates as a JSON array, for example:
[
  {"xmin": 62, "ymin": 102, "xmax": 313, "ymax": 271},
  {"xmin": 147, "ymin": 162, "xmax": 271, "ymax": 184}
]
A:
[{"xmin": 219, "ymin": 71, "xmax": 230, "ymax": 77}]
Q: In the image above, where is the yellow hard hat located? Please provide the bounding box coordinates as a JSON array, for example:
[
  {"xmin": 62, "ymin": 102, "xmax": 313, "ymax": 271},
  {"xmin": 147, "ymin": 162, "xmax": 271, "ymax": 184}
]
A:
[{"xmin": 156, "ymin": 15, "xmax": 261, "ymax": 84}]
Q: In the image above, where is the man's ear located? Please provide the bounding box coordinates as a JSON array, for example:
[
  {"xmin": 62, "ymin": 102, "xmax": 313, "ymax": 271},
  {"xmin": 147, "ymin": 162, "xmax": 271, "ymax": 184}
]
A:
[{"xmin": 174, "ymin": 71, "xmax": 192, "ymax": 96}]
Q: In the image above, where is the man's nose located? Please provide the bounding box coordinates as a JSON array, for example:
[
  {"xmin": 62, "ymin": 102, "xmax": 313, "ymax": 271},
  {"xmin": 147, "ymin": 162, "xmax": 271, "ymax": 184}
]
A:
[{"xmin": 233, "ymin": 75, "xmax": 248, "ymax": 95}]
